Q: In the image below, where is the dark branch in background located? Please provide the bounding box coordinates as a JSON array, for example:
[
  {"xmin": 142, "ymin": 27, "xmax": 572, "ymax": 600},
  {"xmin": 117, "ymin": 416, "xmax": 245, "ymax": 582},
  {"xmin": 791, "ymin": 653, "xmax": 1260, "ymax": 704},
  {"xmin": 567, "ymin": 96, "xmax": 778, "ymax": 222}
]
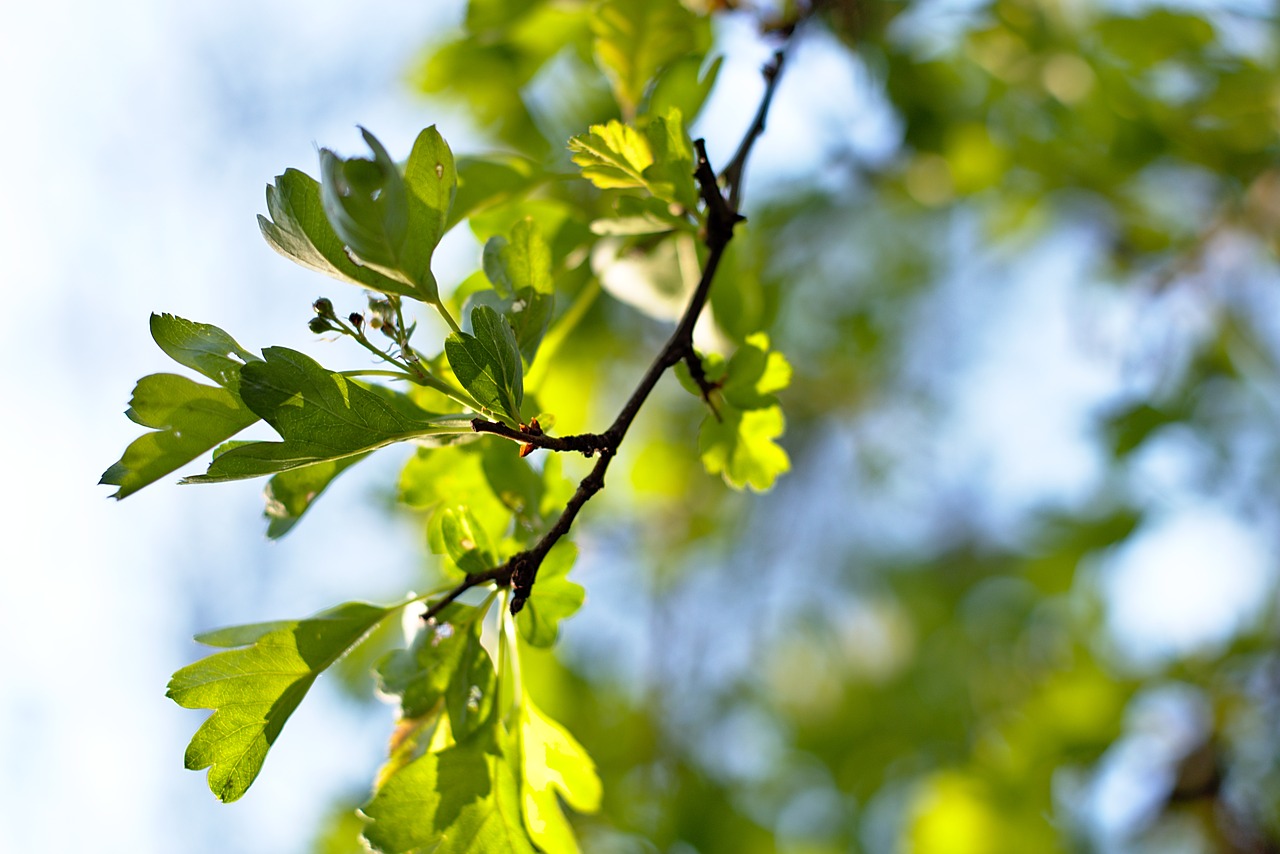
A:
[{"xmin": 423, "ymin": 49, "xmax": 789, "ymax": 623}]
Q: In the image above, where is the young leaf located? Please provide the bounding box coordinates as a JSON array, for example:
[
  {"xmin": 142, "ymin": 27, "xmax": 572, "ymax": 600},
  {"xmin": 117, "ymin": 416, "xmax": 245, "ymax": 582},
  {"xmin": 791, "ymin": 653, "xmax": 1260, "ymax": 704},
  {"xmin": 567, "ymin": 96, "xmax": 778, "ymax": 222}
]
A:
[
  {"xmin": 446, "ymin": 306, "xmax": 525, "ymax": 426},
  {"xmin": 481, "ymin": 219, "xmax": 555, "ymax": 364},
  {"xmin": 167, "ymin": 601, "xmax": 396, "ymax": 803},
  {"xmin": 569, "ymin": 121, "xmax": 654, "ymax": 191},
  {"xmin": 320, "ymin": 128, "xmax": 411, "ymax": 278},
  {"xmin": 694, "ymin": 334, "xmax": 792, "ymax": 492},
  {"xmin": 185, "ymin": 348, "xmax": 473, "ymax": 482},
  {"xmin": 699, "ymin": 405, "xmax": 790, "ymax": 492},
  {"xmin": 519, "ymin": 692, "xmax": 602, "ymax": 853},
  {"xmin": 569, "ymin": 111, "xmax": 697, "ymax": 208},
  {"xmin": 258, "ymin": 168, "xmax": 415, "ymax": 297},
  {"xmin": 263, "ymin": 453, "xmax": 370, "ymax": 539},
  {"xmin": 515, "ymin": 541, "xmax": 584, "ymax": 648},
  {"xmin": 362, "ymin": 732, "xmax": 536, "ymax": 854}
]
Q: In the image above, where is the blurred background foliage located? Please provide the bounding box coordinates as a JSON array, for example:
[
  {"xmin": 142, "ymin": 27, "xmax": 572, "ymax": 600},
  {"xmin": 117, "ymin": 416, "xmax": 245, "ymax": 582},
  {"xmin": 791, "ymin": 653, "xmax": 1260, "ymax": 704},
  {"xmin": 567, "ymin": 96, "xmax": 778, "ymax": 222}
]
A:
[{"xmin": 315, "ymin": 0, "xmax": 1280, "ymax": 850}]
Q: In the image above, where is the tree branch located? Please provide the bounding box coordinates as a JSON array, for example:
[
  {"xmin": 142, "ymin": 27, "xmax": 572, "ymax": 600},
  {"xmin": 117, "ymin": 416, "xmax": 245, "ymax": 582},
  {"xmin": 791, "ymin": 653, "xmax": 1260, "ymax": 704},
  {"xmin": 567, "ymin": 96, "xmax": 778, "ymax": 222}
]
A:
[{"xmin": 424, "ymin": 49, "xmax": 790, "ymax": 619}]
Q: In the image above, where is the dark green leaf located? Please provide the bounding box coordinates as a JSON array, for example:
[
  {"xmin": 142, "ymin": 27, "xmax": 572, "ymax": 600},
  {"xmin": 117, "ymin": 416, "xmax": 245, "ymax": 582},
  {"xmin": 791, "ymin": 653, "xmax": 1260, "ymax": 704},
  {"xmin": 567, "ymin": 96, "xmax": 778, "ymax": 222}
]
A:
[
  {"xmin": 377, "ymin": 601, "xmax": 489, "ymax": 720},
  {"xmin": 258, "ymin": 168, "xmax": 414, "ymax": 297},
  {"xmin": 168, "ymin": 601, "xmax": 395, "ymax": 802},
  {"xmin": 263, "ymin": 453, "xmax": 370, "ymax": 539},
  {"xmin": 185, "ymin": 348, "xmax": 472, "ymax": 482},
  {"xmin": 446, "ymin": 307, "xmax": 525, "ymax": 426},
  {"xmin": 438, "ymin": 506, "xmax": 500, "ymax": 575},
  {"xmin": 320, "ymin": 128, "xmax": 411, "ymax": 279}
]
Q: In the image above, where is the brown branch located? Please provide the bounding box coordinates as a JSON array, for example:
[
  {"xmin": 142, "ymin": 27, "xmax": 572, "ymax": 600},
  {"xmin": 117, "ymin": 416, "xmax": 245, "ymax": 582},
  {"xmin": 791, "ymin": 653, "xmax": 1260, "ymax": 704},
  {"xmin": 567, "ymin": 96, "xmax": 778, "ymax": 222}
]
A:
[{"xmin": 422, "ymin": 50, "xmax": 790, "ymax": 619}]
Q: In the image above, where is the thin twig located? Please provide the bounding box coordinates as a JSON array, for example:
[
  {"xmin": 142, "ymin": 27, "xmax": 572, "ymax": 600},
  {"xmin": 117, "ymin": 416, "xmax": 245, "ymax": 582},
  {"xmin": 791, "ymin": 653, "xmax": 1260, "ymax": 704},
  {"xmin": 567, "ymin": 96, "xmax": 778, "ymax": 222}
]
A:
[
  {"xmin": 721, "ymin": 50, "xmax": 785, "ymax": 212},
  {"xmin": 423, "ymin": 51, "xmax": 789, "ymax": 619}
]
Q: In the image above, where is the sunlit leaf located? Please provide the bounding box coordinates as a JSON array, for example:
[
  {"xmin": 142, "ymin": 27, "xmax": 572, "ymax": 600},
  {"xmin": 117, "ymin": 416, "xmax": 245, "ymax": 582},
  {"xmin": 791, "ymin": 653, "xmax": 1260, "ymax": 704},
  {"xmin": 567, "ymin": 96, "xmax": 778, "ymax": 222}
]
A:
[
  {"xmin": 167, "ymin": 601, "xmax": 396, "ymax": 802},
  {"xmin": 516, "ymin": 542, "xmax": 584, "ymax": 648},
  {"xmin": 185, "ymin": 348, "xmax": 472, "ymax": 482}
]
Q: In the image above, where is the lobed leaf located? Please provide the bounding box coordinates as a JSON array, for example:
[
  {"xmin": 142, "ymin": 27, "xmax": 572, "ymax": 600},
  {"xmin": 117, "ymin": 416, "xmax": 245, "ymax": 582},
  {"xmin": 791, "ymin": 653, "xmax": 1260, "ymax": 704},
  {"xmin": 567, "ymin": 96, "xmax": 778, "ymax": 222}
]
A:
[
  {"xmin": 362, "ymin": 732, "xmax": 536, "ymax": 854},
  {"xmin": 185, "ymin": 348, "xmax": 472, "ymax": 482},
  {"xmin": 377, "ymin": 601, "xmax": 488, "ymax": 720},
  {"xmin": 699, "ymin": 405, "xmax": 790, "ymax": 492},
  {"xmin": 101, "ymin": 315, "xmax": 260, "ymax": 498},
  {"xmin": 167, "ymin": 601, "xmax": 396, "ymax": 803},
  {"xmin": 519, "ymin": 691, "xmax": 602, "ymax": 853}
]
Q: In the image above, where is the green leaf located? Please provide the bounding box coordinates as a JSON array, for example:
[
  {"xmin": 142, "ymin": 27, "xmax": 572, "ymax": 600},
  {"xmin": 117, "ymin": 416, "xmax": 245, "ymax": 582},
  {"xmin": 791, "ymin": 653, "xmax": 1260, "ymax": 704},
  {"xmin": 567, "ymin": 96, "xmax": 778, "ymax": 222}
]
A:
[
  {"xmin": 185, "ymin": 348, "xmax": 473, "ymax": 482},
  {"xmin": 438, "ymin": 505, "xmax": 500, "ymax": 576},
  {"xmin": 167, "ymin": 601, "xmax": 396, "ymax": 803},
  {"xmin": 519, "ymin": 692, "xmax": 602, "ymax": 853},
  {"xmin": 263, "ymin": 453, "xmax": 370, "ymax": 539},
  {"xmin": 320, "ymin": 127, "xmax": 411, "ymax": 278},
  {"xmin": 258, "ymin": 168, "xmax": 414, "ymax": 297},
  {"xmin": 362, "ymin": 732, "xmax": 536, "ymax": 854},
  {"xmin": 101, "ymin": 374, "xmax": 261, "ymax": 499},
  {"xmin": 400, "ymin": 126, "xmax": 458, "ymax": 303},
  {"xmin": 446, "ymin": 306, "xmax": 525, "ymax": 426},
  {"xmin": 400, "ymin": 444, "xmax": 513, "ymax": 549},
  {"xmin": 569, "ymin": 111, "xmax": 697, "ymax": 208},
  {"xmin": 720, "ymin": 332, "xmax": 792, "ymax": 410},
  {"xmin": 569, "ymin": 121, "xmax": 654, "ymax": 191},
  {"xmin": 592, "ymin": 0, "xmax": 708, "ymax": 115},
  {"xmin": 515, "ymin": 541, "xmax": 583, "ymax": 648},
  {"xmin": 699, "ymin": 405, "xmax": 790, "ymax": 492},
  {"xmin": 377, "ymin": 601, "xmax": 489, "ymax": 720},
  {"xmin": 148, "ymin": 313, "xmax": 261, "ymax": 393},
  {"xmin": 481, "ymin": 219, "xmax": 556, "ymax": 365},
  {"xmin": 102, "ymin": 316, "xmax": 263, "ymax": 498},
  {"xmin": 445, "ymin": 618, "xmax": 498, "ymax": 743}
]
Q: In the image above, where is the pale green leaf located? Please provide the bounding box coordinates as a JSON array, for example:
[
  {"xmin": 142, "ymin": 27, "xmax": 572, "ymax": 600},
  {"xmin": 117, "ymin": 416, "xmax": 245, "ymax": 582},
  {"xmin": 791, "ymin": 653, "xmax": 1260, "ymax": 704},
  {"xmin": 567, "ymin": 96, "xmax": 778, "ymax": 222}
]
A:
[
  {"xmin": 520, "ymin": 691, "xmax": 601, "ymax": 853},
  {"xmin": 699, "ymin": 405, "xmax": 790, "ymax": 492},
  {"xmin": 362, "ymin": 733, "xmax": 536, "ymax": 854},
  {"xmin": 167, "ymin": 601, "xmax": 395, "ymax": 803},
  {"xmin": 515, "ymin": 541, "xmax": 583, "ymax": 648},
  {"xmin": 263, "ymin": 453, "xmax": 370, "ymax": 539}
]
